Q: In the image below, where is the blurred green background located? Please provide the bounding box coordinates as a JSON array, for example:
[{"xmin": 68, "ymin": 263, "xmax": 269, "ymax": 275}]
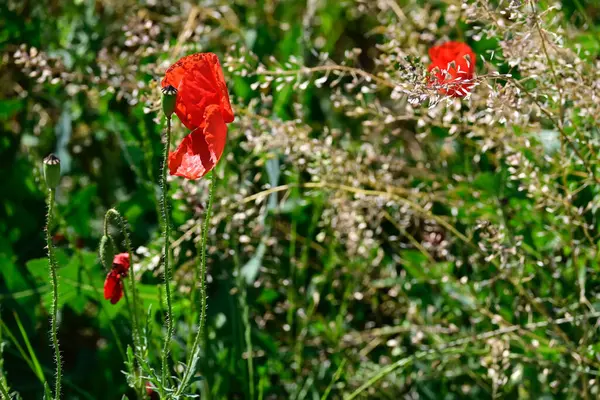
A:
[{"xmin": 2, "ymin": 0, "xmax": 600, "ymax": 399}]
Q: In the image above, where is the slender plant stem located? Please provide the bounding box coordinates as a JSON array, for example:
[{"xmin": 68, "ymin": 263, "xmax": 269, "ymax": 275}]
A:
[
  {"xmin": 105, "ymin": 209, "xmax": 141, "ymax": 349},
  {"xmin": 242, "ymin": 283, "xmax": 255, "ymax": 400},
  {"xmin": 320, "ymin": 359, "xmax": 346, "ymax": 400},
  {"xmin": 45, "ymin": 189, "xmax": 62, "ymax": 400},
  {"xmin": 176, "ymin": 171, "xmax": 217, "ymax": 396},
  {"xmin": 160, "ymin": 117, "xmax": 174, "ymax": 393},
  {"xmin": 346, "ymin": 348, "xmax": 484, "ymax": 400},
  {"xmin": 104, "ymin": 209, "xmax": 144, "ymax": 398},
  {"xmin": 0, "ymin": 321, "xmax": 10, "ymax": 399}
]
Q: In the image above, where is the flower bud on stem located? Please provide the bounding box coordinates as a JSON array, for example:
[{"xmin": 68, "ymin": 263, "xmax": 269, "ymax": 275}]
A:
[{"xmin": 161, "ymin": 85, "xmax": 177, "ymax": 119}]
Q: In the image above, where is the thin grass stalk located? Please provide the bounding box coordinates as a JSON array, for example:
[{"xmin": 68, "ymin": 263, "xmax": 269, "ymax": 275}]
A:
[
  {"xmin": 242, "ymin": 283, "xmax": 255, "ymax": 400},
  {"xmin": 160, "ymin": 116, "xmax": 174, "ymax": 394},
  {"xmin": 45, "ymin": 188, "xmax": 62, "ymax": 400},
  {"xmin": 175, "ymin": 171, "xmax": 217, "ymax": 396}
]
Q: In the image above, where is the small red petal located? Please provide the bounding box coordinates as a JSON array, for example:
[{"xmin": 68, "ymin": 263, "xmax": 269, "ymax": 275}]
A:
[
  {"xmin": 104, "ymin": 271, "xmax": 123, "ymax": 304},
  {"xmin": 112, "ymin": 252, "xmax": 130, "ymax": 275},
  {"xmin": 110, "ymin": 281, "xmax": 123, "ymax": 304}
]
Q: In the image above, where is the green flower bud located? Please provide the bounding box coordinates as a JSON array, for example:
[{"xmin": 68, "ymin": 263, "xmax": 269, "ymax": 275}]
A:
[
  {"xmin": 161, "ymin": 85, "xmax": 178, "ymax": 118},
  {"xmin": 43, "ymin": 154, "xmax": 61, "ymax": 189},
  {"xmin": 99, "ymin": 235, "xmax": 116, "ymax": 271}
]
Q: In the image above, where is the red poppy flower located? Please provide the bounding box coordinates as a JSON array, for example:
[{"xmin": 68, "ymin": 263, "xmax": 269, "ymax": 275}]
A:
[
  {"xmin": 427, "ymin": 41, "xmax": 476, "ymax": 97},
  {"xmin": 161, "ymin": 52, "xmax": 234, "ymax": 180},
  {"xmin": 103, "ymin": 253, "xmax": 130, "ymax": 304}
]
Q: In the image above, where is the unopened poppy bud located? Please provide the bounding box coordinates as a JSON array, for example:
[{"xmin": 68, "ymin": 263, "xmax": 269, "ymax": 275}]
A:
[
  {"xmin": 161, "ymin": 85, "xmax": 177, "ymax": 118},
  {"xmin": 99, "ymin": 235, "xmax": 116, "ymax": 271},
  {"xmin": 43, "ymin": 154, "xmax": 61, "ymax": 189}
]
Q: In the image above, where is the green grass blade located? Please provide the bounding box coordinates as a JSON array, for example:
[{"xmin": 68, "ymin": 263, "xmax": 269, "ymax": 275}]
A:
[{"xmin": 12, "ymin": 312, "xmax": 45, "ymax": 384}]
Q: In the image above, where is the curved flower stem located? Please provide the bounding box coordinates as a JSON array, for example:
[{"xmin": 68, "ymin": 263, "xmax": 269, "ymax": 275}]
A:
[
  {"xmin": 105, "ymin": 209, "xmax": 141, "ymax": 348},
  {"xmin": 104, "ymin": 209, "xmax": 144, "ymax": 398},
  {"xmin": 160, "ymin": 116, "xmax": 174, "ymax": 393},
  {"xmin": 175, "ymin": 171, "xmax": 217, "ymax": 396},
  {"xmin": 45, "ymin": 188, "xmax": 62, "ymax": 400}
]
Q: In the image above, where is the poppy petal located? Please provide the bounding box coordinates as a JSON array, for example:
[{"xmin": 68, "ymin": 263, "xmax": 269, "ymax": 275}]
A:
[
  {"xmin": 113, "ymin": 252, "xmax": 130, "ymax": 275},
  {"xmin": 202, "ymin": 104, "xmax": 228, "ymax": 165},
  {"xmin": 168, "ymin": 104, "xmax": 227, "ymax": 180},
  {"xmin": 209, "ymin": 56, "xmax": 234, "ymax": 123},
  {"xmin": 110, "ymin": 281, "xmax": 123, "ymax": 304},
  {"xmin": 104, "ymin": 271, "xmax": 122, "ymax": 303},
  {"xmin": 161, "ymin": 53, "xmax": 234, "ymax": 130}
]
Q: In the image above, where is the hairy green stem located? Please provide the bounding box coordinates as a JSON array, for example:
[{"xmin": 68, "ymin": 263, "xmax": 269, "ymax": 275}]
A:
[
  {"xmin": 176, "ymin": 171, "xmax": 217, "ymax": 396},
  {"xmin": 45, "ymin": 189, "xmax": 62, "ymax": 400},
  {"xmin": 242, "ymin": 282, "xmax": 255, "ymax": 400},
  {"xmin": 105, "ymin": 209, "xmax": 141, "ymax": 349},
  {"xmin": 104, "ymin": 209, "xmax": 144, "ymax": 398},
  {"xmin": 0, "ymin": 319, "xmax": 9, "ymax": 398},
  {"xmin": 160, "ymin": 117, "xmax": 174, "ymax": 393}
]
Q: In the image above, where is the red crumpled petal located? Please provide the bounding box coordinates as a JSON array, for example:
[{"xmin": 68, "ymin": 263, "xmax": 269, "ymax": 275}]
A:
[
  {"xmin": 104, "ymin": 270, "xmax": 124, "ymax": 304},
  {"xmin": 168, "ymin": 104, "xmax": 227, "ymax": 180},
  {"xmin": 427, "ymin": 41, "xmax": 476, "ymax": 98},
  {"xmin": 161, "ymin": 53, "xmax": 234, "ymax": 130},
  {"xmin": 112, "ymin": 252, "xmax": 130, "ymax": 275}
]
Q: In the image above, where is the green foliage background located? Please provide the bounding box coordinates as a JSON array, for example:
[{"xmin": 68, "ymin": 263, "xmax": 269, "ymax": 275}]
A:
[{"xmin": 2, "ymin": 0, "xmax": 600, "ymax": 399}]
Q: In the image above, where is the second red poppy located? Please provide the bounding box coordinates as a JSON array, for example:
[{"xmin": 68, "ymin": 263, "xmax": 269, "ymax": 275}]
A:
[
  {"xmin": 428, "ymin": 41, "xmax": 476, "ymax": 98},
  {"xmin": 104, "ymin": 253, "xmax": 130, "ymax": 304}
]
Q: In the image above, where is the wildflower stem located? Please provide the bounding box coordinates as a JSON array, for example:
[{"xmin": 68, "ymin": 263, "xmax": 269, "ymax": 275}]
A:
[
  {"xmin": 45, "ymin": 188, "xmax": 62, "ymax": 400},
  {"xmin": 105, "ymin": 210, "xmax": 141, "ymax": 345},
  {"xmin": 160, "ymin": 116, "xmax": 174, "ymax": 393},
  {"xmin": 0, "ymin": 333, "xmax": 11, "ymax": 400},
  {"xmin": 104, "ymin": 208, "xmax": 144, "ymax": 398},
  {"xmin": 176, "ymin": 171, "xmax": 217, "ymax": 396}
]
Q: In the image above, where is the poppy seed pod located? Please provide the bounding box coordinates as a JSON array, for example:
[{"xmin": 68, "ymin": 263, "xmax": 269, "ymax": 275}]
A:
[
  {"xmin": 43, "ymin": 154, "xmax": 61, "ymax": 189},
  {"xmin": 99, "ymin": 235, "xmax": 116, "ymax": 271},
  {"xmin": 161, "ymin": 85, "xmax": 178, "ymax": 118}
]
